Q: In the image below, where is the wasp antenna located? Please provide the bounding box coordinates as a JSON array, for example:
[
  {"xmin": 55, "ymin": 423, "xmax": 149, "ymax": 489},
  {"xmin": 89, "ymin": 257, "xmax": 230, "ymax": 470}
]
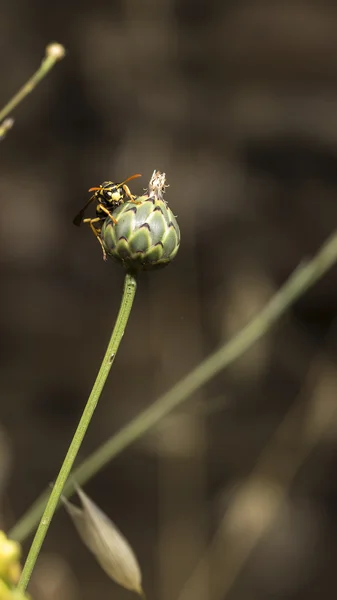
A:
[
  {"xmin": 88, "ymin": 187, "xmax": 102, "ymax": 192},
  {"xmin": 119, "ymin": 173, "xmax": 142, "ymax": 186}
]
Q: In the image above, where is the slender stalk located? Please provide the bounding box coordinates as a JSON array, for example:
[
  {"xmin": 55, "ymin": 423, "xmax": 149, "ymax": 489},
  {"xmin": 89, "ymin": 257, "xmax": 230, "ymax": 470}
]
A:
[
  {"xmin": 0, "ymin": 43, "xmax": 65, "ymax": 125},
  {"xmin": 10, "ymin": 228, "xmax": 337, "ymax": 545},
  {"xmin": 16, "ymin": 272, "xmax": 137, "ymax": 593}
]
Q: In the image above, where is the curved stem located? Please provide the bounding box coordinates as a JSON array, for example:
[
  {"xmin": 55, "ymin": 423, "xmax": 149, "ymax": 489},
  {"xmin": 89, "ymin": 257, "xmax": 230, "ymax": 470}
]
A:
[
  {"xmin": 16, "ymin": 272, "xmax": 137, "ymax": 593},
  {"xmin": 0, "ymin": 43, "xmax": 65, "ymax": 125},
  {"xmin": 11, "ymin": 228, "xmax": 337, "ymax": 545}
]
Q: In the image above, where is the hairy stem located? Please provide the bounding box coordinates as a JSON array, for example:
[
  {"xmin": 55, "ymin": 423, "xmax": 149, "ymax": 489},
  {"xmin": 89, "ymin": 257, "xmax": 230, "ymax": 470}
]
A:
[
  {"xmin": 11, "ymin": 228, "xmax": 337, "ymax": 545},
  {"xmin": 0, "ymin": 43, "xmax": 65, "ymax": 125},
  {"xmin": 16, "ymin": 272, "xmax": 137, "ymax": 593}
]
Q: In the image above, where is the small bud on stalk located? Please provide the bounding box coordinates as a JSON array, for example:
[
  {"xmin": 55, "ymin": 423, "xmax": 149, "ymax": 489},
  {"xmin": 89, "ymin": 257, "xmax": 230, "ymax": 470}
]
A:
[{"xmin": 101, "ymin": 170, "xmax": 180, "ymax": 271}]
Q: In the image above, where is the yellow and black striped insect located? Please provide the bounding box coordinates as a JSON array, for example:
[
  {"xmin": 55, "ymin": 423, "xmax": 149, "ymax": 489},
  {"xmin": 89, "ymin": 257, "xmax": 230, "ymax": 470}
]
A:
[{"xmin": 73, "ymin": 173, "xmax": 142, "ymax": 259}]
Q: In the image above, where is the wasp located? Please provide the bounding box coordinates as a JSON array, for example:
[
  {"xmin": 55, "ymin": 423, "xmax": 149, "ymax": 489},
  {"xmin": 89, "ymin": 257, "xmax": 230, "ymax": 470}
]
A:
[{"xmin": 73, "ymin": 173, "xmax": 142, "ymax": 259}]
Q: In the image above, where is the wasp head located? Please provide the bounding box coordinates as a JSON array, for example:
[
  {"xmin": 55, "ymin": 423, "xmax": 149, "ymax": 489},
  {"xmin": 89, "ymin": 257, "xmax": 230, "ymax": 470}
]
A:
[
  {"xmin": 89, "ymin": 174, "xmax": 142, "ymax": 209},
  {"xmin": 90, "ymin": 181, "xmax": 123, "ymax": 207}
]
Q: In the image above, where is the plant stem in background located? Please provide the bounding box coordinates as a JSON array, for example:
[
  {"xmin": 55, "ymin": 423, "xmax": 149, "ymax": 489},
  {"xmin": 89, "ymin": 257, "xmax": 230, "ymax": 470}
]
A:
[
  {"xmin": 0, "ymin": 42, "xmax": 65, "ymax": 127},
  {"xmin": 16, "ymin": 272, "xmax": 137, "ymax": 593},
  {"xmin": 10, "ymin": 228, "xmax": 337, "ymax": 544}
]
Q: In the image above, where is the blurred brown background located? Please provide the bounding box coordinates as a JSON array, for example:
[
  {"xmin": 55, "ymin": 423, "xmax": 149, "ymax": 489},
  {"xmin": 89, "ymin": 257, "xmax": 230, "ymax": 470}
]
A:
[{"xmin": 1, "ymin": 0, "xmax": 337, "ymax": 599}]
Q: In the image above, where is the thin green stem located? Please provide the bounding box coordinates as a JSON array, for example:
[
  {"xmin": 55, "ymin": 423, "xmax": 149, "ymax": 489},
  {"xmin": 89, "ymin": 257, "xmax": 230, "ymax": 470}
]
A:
[
  {"xmin": 10, "ymin": 229, "xmax": 337, "ymax": 545},
  {"xmin": 16, "ymin": 272, "xmax": 137, "ymax": 593},
  {"xmin": 0, "ymin": 43, "xmax": 65, "ymax": 125}
]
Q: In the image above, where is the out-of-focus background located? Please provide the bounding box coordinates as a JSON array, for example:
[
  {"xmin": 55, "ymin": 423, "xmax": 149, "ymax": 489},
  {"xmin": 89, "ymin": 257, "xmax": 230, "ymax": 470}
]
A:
[{"xmin": 1, "ymin": 1, "xmax": 337, "ymax": 599}]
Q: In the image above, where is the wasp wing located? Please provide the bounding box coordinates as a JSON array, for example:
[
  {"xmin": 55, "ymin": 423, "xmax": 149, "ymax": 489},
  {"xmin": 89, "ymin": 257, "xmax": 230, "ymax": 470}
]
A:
[{"xmin": 72, "ymin": 194, "xmax": 96, "ymax": 226}]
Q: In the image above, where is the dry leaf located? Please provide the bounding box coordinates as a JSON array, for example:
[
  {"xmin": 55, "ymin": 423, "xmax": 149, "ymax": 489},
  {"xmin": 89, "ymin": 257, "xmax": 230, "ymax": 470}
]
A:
[{"xmin": 63, "ymin": 486, "xmax": 143, "ymax": 595}]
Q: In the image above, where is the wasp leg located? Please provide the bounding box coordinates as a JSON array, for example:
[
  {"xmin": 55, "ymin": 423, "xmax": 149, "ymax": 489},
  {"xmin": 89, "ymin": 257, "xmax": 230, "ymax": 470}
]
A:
[
  {"xmin": 122, "ymin": 184, "xmax": 142, "ymax": 205},
  {"xmin": 97, "ymin": 203, "xmax": 118, "ymax": 223},
  {"xmin": 83, "ymin": 217, "xmax": 108, "ymax": 261}
]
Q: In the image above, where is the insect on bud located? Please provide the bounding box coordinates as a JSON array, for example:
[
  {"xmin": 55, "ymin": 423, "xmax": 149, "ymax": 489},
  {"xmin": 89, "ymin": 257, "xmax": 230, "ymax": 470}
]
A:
[{"xmin": 100, "ymin": 170, "xmax": 181, "ymax": 271}]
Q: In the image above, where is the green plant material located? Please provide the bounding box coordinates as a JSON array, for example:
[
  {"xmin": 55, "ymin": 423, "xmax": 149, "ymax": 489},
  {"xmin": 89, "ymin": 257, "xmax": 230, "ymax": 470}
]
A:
[
  {"xmin": 0, "ymin": 532, "xmax": 21, "ymax": 587},
  {"xmin": 0, "ymin": 533, "xmax": 29, "ymax": 599},
  {"xmin": 0, "ymin": 579, "xmax": 29, "ymax": 600},
  {"xmin": 101, "ymin": 170, "xmax": 180, "ymax": 270},
  {"xmin": 11, "ymin": 228, "xmax": 337, "ymax": 545},
  {"xmin": 63, "ymin": 487, "xmax": 143, "ymax": 595},
  {"xmin": 0, "ymin": 43, "xmax": 65, "ymax": 128},
  {"xmin": 15, "ymin": 272, "xmax": 138, "ymax": 594}
]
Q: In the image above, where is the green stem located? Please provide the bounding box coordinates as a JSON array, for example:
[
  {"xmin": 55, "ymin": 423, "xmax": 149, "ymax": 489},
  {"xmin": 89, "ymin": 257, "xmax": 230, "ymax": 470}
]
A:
[
  {"xmin": 16, "ymin": 272, "xmax": 137, "ymax": 593},
  {"xmin": 0, "ymin": 42, "xmax": 65, "ymax": 124},
  {"xmin": 10, "ymin": 228, "xmax": 337, "ymax": 545}
]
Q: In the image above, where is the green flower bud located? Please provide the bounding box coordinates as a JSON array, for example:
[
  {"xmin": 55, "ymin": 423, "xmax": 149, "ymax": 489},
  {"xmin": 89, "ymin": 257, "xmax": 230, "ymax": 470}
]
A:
[{"xmin": 101, "ymin": 171, "xmax": 180, "ymax": 271}]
